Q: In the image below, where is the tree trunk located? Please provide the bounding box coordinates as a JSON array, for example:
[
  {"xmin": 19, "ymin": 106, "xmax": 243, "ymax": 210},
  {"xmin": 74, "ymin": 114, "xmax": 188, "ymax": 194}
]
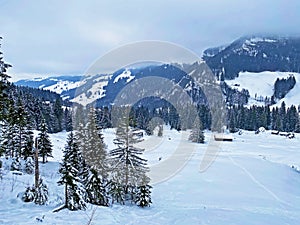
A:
[
  {"xmin": 65, "ymin": 183, "xmax": 68, "ymax": 208},
  {"xmin": 34, "ymin": 137, "xmax": 39, "ymax": 188}
]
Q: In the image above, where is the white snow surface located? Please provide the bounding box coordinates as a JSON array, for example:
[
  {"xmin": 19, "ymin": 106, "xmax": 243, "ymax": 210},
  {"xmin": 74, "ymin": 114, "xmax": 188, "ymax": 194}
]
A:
[
  {"xmin": 43, "ymin": 80, "xmax": 86, "ymax": 95},
  {"xmin": 113, "ymin": 70, "xmax": 135, "ymax": 83},
  {"xmin": 226, "ymin": 71, "xmax": 300, "ymax": 106},
  {"xmin": 70, "ymin": 75, "xmax": 110, "ymax": 106},
  {"xmin": 1, "ymin": 128, "xmax": 300, "ymax": 224}
]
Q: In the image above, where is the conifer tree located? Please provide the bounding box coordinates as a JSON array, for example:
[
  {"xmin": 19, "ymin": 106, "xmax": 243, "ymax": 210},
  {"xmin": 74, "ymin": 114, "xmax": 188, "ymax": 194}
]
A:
[
  {"xmin": 24, "ymin": 157, "xmax": 34, "ymax": 174},
  {"xmin": 14, "ymin": 98, "xmax": 28, "ymax": 157},
  {"xmin": 37, "ymin": 120, "xmax": 53, "ymax": 163},
  {"xmin": 64, "ymin": 108, "xmax": 73, "ymax": 132},
  {"xmin": 84, "ymin": 107, "xmax": 108, "ymax": 178},
  {"xmin": 79, "ymin": 108, "xmax": 109, "ymax": 206},
  {"xmin": 22, "ymin": 178, "xmax": 48, "ymax": 205},
  {"xmin": 23, "ymin": 128, "xmax": 34, "ymax": 160},
  {"xmin": 109, "ymin": 108, "xmax": 150, "ymax": 204},
  {"xmin": 135, "ymin": 175, "xmax": 152, "ymax": 207},
  {"xmin": 108, "ymin": 180, "xmax": 125, "ymax": 205},
  {"xmin": 85, "ymin": 168, "xmax": 109, "ymax": 206},
  {"xmin": 58, "ymin": 132, "xmax": 86, "ymax": 211},
  {"xmin": 10, "ymin": 157, "xmax": 21, "ymax": 171},
  {"xmin": 33, "ymin": 178, "xmax": 49, "ymax": 205},
  {"xmin": 1, "ymin": 115, "xmax": 18, "ymax": 157},
  {"xmin": 189, "ymin": 118, "xmax": 205, "ymax": 143},
  {"xmin": 0, "ymin": 37, "xmax": 11, "ymax": 121}
]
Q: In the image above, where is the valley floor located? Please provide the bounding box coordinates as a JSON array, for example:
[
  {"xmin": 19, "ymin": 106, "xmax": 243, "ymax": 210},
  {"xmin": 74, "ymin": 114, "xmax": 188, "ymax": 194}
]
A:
[{"xmin": 0, "ymin": 129, "xmax": 300, "ymax": 225}]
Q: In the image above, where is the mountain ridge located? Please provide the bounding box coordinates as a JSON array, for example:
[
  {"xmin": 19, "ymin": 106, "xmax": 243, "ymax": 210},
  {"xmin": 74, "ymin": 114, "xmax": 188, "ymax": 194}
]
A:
[{"xmin": 15, "ymin": 35, "xmax": 300, "ymax": 107}]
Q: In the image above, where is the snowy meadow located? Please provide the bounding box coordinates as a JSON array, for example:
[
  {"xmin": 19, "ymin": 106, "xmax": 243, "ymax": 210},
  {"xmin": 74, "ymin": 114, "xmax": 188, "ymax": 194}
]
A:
[{"xmin": 0, "ymin": 128, "xmax": 300, "ymax": 225}]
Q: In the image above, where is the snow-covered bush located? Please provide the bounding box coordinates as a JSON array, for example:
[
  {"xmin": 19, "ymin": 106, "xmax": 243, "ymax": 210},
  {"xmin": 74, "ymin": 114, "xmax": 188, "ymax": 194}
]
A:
[
  {"xmin": 34, "ymin": 178, "xmax": 49, "ymax": 205},
  {"xmin": 135, "ymin": 184, "xmax": 152, "ymax": 207},
  {"xmin": 21, "ymin": 178, "xmax": 48, "ymax": 205},
  {"xmin": 22, "ymin": 186, "xmax": 36, "ymax": 203},
  {"xmin": 23, "ymin": 157, "xmax": 34, "ymax": 174}
]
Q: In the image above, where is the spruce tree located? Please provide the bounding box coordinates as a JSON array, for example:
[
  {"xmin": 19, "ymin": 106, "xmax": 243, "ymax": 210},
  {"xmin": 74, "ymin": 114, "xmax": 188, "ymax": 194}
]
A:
[
  {"xmin": 79, "ymin": 108, "xmax": 109, "ymax": 206},
  {"xmin": 24, "ymin": 157, "xmax": 34, "ymax": 174},
  {"xmin": 14, "ymin": 98, "xmax": 28, "ymax": 157},
  {"xmin": 84, "ymin": 107, "xmax": 108, "ymax": 178},
  {"xmin": 10, "ymin": 157, "xmax": 21, "ymax": 171},
  {"xmin": 58, "ymin": 132, "xmax": 86, "ymax": 211},
  {"xmin": 22, "ymin": 178, "xmax": 48, "ymax": 205},
  {"xmin": 0, "ymin": 37, "xmax": 12, "ymax": 121},
  {"xmin": 189, "ymin": 118, "xmax": 205, "ymax": 143},
  {"xmin": 108, "ymin": 180, "xmax": 125, "ymax": 205},
  {"xmin": 64, "ymin": 108, "xmax": 73, "ymax": 132},
  {"xmin": 34, "ymin": 178, "xmax": 49, "ymax": 205},
  {"xmin": 37, "ymin": 120, "xmax": 53, "ymax": 163},
  {"xmin": 1, "ymin": 115, "xmax": 18, "ymax": 157},
  {"xmin": 85, "ymin": 168, "xmax": 109, "ymax": 206},
  {"xmin": 109, "ymin": 109, "xmax": 150, "ymax": 204},
  {"xmin": 135, "ymin": 175, "xmax": 152, "ymax": 207},
  {"xmin": 23, "ymin": 128, "xmax": 34, "ymax": 160}
]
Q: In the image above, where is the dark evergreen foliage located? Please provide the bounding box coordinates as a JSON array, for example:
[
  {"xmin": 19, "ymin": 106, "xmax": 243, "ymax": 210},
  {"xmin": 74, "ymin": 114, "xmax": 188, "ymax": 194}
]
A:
[
  {"xmin": 58, "ymin": 132, "xmax": 86, "ymax": 211},
  {"xmin": 273, "ymin": 76, "xmax": 296, "ymax": 99},
  {"xmin": 37, "ymin": 120, "xmax": 53, "ymax": 163},
  {"xmin": 85, "ymin": 168, "xmax": 109, "ymax": 206},
  {"xmin": 0, "ymin": 37, "xmax": 12, "ymax": 121},
  {"xmin": 22, "ymin": 178, "xmax": 48, "ymax": 205}
]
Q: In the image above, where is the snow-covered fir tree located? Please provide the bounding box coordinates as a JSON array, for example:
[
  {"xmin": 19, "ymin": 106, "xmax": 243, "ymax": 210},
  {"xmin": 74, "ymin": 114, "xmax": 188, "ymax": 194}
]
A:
[
  {"xmin": 10, "ymin": 157, "xmax": 21, "ymax": 171},
  {"xmin": 0, "ymin": 37, "xmax": 11, "ymax": 122},
  {"xmin": 34, "ymin": 178, "xmax": 49, "ymax": 205},
  {"xmin": 24, "ymin": 157, "xmax": 34, "ymax": 174},
  {"xmin": 22, "ymin": 178, "xmax": 48, "ymax": 205},
  {"xmin": 64, "ymin": 108, "xmax": 73, "ymax": 132},
  {"xmin": 22, "ymin": 128, "xmax": 34, "ymax": 160},
  {"xmin": 76, "ymin": 108, "xmax": 109, "ymax": 206},
  {"xmin": 14, "ymin": 98, "xmax": 28, "ymax": 157},
  {"xmin": 37, "ymin": 119, "xmax": 53, "ymax": 163},
  {"xmin": 84, "ymin": 107, "xmax": 108, "ymax": 178},
  {"xmin": 135, "ymin": 175, "xmax": 152, "ymax": 207},
  {"xmin": 1, "ymin": 115, "xmax": 17, "ymax": 157},
  {"xmin": 109, "ymin": 108, "xmax": 150, "ymax": 204},
  {"xmin": 108, "ymin": 180, "xmax": 125, "ymax": 205},
  {"xmin": 85, "ymin": 168, "xmax": 109, "ymax": 206},
  {"xmin": 189, "ymin": 117, "xmax": 205, "ymax": 143},
  {"xmin": 58, "ymin": 132, "xmax": 86, "ymax": 211}
]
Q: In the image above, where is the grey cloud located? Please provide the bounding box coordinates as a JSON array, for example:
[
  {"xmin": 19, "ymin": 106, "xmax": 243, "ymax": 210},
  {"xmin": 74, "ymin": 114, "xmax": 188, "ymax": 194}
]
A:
[{"xmin": 1, "ymin": 0, "xmax": 300, "ymax": 81}]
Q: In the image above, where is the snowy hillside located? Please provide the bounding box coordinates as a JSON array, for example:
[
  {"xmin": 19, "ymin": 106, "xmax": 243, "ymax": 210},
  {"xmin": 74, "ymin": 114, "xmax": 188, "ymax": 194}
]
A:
[
  {"xmin": 15, "ymin": 76, "xmax": 83, "ymax": 94},
  {"xmin": 1, "ymin": 128, "xmax": 300, "ymax": 224},
  {"xmin": 42, "ymin": 79, "xmax": 86, "ymax": 95},
  {"xmin": 203, "ymin": 36, "xmax": 300, "ymax": 80},
  {"xmin": 225, "ymin": 71, "xmax": 300, "ymax": 106}
]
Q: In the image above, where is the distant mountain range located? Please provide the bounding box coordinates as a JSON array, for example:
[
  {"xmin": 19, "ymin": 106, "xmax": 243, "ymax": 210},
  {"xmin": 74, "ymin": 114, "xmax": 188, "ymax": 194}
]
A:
[
  {"xmin": 203, "ymin": 36, "xmax": 300, "ymax": 80},
  {"xmin": 15, "ymin": 35, "xmax": 300, "ymax": 107}
]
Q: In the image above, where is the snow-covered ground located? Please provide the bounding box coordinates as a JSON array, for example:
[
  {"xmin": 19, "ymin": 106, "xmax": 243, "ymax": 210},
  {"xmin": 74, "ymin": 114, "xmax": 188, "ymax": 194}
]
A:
[
  {"xmin": 1, "ymin": 128, "xmax": 300, "ymax": 224},
  {"xmin": 43, "ymin": 80, "xmax": 86, "ymax": 95},
  {"xmin": 226, "ymin": 71, "xmax": 300, "ymax": 107}
]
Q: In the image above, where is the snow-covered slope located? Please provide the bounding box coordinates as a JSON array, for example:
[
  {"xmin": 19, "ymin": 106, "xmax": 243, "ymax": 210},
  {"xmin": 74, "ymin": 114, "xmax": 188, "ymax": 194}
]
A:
[
  {"xmin": 225, "ymin": 71, "xmax": 300, "ymax": 106},
  {"xmin": 70, "ymin": 74, "xmax": 111, "ymax": 105},
  {"xmin": 43, "ymin": 79, "xmax": 86, "ymax": 95},
  {"xmin": 1, "ymin": 129, "xmax": 300, "ymax": 224},
  {"xmin": 15, "ymin": 76, "xmax": 84, "ymax": 95}
]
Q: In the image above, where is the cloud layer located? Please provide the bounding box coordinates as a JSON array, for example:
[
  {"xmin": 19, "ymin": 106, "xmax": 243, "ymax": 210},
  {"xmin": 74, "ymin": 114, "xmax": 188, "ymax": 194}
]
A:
[{"xmin": 1, "ymin": 0, "xmax": 299, "ymax": 81}]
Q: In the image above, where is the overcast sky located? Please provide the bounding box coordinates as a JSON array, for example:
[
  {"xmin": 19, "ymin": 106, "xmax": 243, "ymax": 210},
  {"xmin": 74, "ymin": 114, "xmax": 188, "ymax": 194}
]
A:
[{"xmin": 1, "ymin": 0, "xmax": 300, "ymax": 81}]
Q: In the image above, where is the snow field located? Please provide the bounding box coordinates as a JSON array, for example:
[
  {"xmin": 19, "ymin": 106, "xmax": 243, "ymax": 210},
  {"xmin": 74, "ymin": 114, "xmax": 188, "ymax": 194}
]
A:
[{"xmin": 0, "ymin": 128, "xmax": 300, "ymax": 224}]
